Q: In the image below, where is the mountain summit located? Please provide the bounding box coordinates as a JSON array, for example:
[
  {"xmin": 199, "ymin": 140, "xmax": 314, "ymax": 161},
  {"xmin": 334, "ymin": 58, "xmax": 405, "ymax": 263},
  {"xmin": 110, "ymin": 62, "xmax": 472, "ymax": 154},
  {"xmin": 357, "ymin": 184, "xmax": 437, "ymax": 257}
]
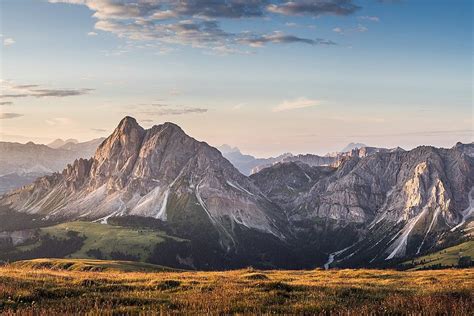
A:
[{"xmin": 1, "ymin": 117, "xmax": 286, "ymax": 252}]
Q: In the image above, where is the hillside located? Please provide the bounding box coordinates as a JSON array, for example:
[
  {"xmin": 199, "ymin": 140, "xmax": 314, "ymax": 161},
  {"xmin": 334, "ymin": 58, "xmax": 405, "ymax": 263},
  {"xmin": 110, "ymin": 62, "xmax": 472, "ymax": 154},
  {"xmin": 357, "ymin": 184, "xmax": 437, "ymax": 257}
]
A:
[
  {"xmin": 0, "ymin": 261, "xmax": 472, "ymax": 314},
  {"xmin": 0, "ymin": 221, "xmax": 187, "ymax": 265},
  {"xmin": 403, "ymin": 240, "xmax": 474, "ymax": 270},
  {"xmin": 11, "ymin": 258, "xmax": 174, "ymax": 272}
]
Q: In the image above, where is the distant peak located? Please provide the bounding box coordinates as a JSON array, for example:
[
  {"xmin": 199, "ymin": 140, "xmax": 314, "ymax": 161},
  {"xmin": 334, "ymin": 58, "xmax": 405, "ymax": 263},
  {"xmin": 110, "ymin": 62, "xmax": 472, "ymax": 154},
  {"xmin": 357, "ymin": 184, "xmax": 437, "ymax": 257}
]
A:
[
  {"xmin": 218, "ymin": 144, "xmax": 240, "ymax": 154},
  {"xmin": 341, "ymin": 142, "xmax": 368, "ymax": 153}
]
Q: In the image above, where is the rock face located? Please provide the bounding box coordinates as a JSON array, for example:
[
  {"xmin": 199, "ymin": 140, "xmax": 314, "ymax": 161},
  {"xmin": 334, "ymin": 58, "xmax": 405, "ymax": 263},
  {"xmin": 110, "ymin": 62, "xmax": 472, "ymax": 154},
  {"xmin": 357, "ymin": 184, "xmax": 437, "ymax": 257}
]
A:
[
  {"xmin": 1, "ymin": 117, "xmax": 286, "ymax": 251},
  {"xmin": 251, "ymin": 143, "xmax": 474, "ymax": 265}
]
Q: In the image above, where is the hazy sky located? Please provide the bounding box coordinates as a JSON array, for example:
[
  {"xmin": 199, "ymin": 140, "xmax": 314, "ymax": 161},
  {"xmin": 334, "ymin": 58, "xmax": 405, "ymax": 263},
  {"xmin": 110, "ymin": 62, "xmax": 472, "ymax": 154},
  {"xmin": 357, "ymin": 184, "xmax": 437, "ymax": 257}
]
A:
[{"xmin": 0, "ymin": 0, "xmax": 472, "ymax": 156}]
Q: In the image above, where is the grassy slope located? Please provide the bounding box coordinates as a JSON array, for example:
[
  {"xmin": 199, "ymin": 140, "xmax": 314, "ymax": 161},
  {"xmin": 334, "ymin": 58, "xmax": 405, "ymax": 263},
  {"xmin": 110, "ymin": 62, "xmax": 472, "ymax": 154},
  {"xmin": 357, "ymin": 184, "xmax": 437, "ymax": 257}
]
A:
[
  {"xmin": 18, "ymin": 221, "xmax": 179, "ymax": 261},
  {"xmin": 404, "ymin": 240, "xmax": 474, "ymax": 270},
  {"xmin": 0, "ymin": 262, "xmax": 472, "ymax": 314},
  {"xmin": 11, "ymin": 258, "xmax": 175, "ymax": 272}
]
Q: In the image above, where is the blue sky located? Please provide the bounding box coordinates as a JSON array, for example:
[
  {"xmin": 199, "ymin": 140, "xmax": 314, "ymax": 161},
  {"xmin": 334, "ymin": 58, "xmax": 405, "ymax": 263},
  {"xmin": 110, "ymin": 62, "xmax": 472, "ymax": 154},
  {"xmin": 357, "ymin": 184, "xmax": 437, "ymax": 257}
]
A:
[{"xmin": 0, "ymin": 0, "xmax": 472, "ymax": 156}]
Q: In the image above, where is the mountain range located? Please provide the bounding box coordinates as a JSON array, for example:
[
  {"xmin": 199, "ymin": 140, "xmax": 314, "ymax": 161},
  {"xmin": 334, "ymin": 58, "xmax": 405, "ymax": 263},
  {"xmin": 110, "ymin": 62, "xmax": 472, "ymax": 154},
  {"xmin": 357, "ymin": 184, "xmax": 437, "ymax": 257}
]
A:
[
  {"xmin": 0, "ymin": 117, "xmax": 472, "ymax": 270},
  {"xmin": 0, "ymin": 138, "xmax": 104, "ymax": 194}
]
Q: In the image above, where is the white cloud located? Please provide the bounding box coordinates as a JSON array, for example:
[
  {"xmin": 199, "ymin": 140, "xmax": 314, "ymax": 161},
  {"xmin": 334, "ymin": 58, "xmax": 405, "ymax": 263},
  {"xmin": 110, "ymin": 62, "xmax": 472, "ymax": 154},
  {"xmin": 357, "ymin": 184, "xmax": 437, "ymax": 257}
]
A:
[
  {"xmin": 358, "ymin": 16, "xmax": 380, "ymax": 22},
  {"xmin": 87, "ymin": 31, "xmax": 98, "ymax": 36},
  {"xmin": 47, "ymin": 0, "xmax": 338, "ymax": 53},
  {"xmin": 273, "ymin": 97, "xmax": 320, "ymax": 112},
  {"xmin": 333, "ymin": 27, "xmax": 343, "ymax": 34},
  {"xmin": 3, "ymin": 38, "xmax": 15, "ymax": 46},
  {"xmin": 356, "ymin": 24, "xmax": 368, "ymax": 32}
]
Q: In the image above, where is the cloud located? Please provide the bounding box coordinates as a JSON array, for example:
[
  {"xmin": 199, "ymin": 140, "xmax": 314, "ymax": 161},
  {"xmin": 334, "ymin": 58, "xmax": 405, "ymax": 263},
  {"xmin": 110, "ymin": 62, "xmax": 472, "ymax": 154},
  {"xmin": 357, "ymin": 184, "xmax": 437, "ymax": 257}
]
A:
[
  {"xmin": 48, "ymin": 0, "xmax": 339, "ymax": 52},
  {"xmin": 128, "ymin": 103, "xmax": 208, "ymax": 117},
  {"xmin": 45, "ymin": 117, "xmax": 73, "ymax": 126},
  {"xmin": 267, "ymin": 0, "xmax": 360, "ymax": 17},
  {"xmin": 273, "ymin": 97, "xmax": 320, "ymax": 112},
  {"xmin": 0, "ymin": 101, "xmax": 13, "ymax": 106},
  {"xmin": 358, "ymin": 15, "xmax": 380, "ymax": 22},
  {"xmin": 139, "ymin": 107, "xmax": 208, "ymax": 116},
  {"xmin": 332, "ymin": 24, "xmax": 367, "ymax": 35},
  {"xmin": 3, "ymin": 38, "xmax": 15, "ymax": 46},
  {"xmin": 87, "ymin": 31, "xmax": 98, "ymax": 36},
  {"xmin": 0, "ymin": 113, "xmax": 23, "ymax": 119},
  {"xmin": 91, "ymin": 128, "xmax": 107, "ymax": 132},
  {"xmin": 241, "ymin": 32, "xmax": 336, "ymax": 47},
  {"xmin": 0, "ymin": 80, "xmax": 94, "ymax": 99}
]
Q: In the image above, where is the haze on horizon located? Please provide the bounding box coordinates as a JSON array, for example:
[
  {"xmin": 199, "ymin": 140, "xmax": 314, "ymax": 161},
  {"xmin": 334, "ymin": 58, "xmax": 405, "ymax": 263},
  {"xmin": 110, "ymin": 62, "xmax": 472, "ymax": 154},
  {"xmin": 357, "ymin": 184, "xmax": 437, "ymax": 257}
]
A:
[{"xmin": 0, "ymin": 0, "xmax": 472, "ymax": 157}]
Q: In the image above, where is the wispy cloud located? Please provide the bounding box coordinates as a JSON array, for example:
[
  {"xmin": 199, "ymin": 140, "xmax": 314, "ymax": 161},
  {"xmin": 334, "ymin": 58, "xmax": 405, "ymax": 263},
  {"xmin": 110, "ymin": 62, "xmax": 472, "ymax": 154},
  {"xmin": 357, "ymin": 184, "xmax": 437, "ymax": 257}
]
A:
[
  {"xmin": 45, "ymin": 117, "xmax": 73, "ymax": 126},
  {"xmin": 0, "ymin": 80, "xmax": 94, "ymax": 99},
  {"xmin": 332, "ymin": 24, "xmax": 368, "ymax": 34},
  {"xmin": 127, "ymin": 103, "xmax": 208, "ymax": 118},
  {"xmin": 358, "ymin": 15, "xmax": 380, "ymax": 22},
  {"xmin": 0, "ymin": 101, "xmax": 13, "ymax": 106},
  {"xmin": 241, "ymin": 32, "xmax": 336, "ymax": 47},
  {"xmin": 91, "ymin": 128, "xmax": 107, "ymax": 133},
  {"xmin": 273, "ymin": 97, "xmax": 320, "ymax": 112},
  {"xmin": 87, "ymin": 31, "xmax": 98, "ymax": 36},
  {"xmin": 0, "ymin": 113, "xmax": 23, "ymax": 119}
]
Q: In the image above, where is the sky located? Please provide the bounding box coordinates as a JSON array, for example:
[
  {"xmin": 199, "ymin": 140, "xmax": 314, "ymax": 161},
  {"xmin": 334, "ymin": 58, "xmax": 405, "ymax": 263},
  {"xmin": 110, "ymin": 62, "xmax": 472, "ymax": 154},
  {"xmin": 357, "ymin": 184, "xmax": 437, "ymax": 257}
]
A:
[{"xmin": 0, "ymin": 0, "xmax": 472, "ymax": 157}]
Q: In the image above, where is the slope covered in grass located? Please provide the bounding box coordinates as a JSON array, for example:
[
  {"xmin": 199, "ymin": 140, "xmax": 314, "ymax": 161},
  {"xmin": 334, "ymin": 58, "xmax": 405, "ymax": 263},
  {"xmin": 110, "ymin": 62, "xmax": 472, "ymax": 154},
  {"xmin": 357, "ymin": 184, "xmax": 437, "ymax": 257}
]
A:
[
  {"xmin": 3, "ymin": 221, "xmax": 186, "ymax": 263},
  {"xmin": 403, "ymin": 240, "xmax": 474, "ymax": 270},
  {"xmin": 11, "ymin": 258, "xmax": 176, "ymax": 272},
  {"xmin": 0, "ymin": 261, "xmax": 472, "ymax": 314}
]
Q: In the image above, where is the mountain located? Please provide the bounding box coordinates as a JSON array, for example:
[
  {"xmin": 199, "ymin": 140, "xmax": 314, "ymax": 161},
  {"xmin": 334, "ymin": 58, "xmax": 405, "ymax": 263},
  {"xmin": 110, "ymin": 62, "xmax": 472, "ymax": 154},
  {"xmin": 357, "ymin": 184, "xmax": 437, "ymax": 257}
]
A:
[
  {"xmin": 0, "ymin": 138, "xmax": 104, "ymax": 194},
  {"xmin": 1, "ymin": 117, "xmax": 313, "ymax": 268},
  {"xmin": 251, "ymin": 153, "xmax": 338, "ymax": 174},
  {"xmin": 1, "ymin": 117, "xmax": 471, "ymax": 270},
  {"xmin": 217, "ymin": 145, "xmax": 292, "ymax": 176},
  {"xmin": 47, "ymin": 138, "xmax": 79, "ymax": 149},
  {"xmin": 251, "ymin": 142, "xmax": 474, "ymax": 267},
  {"xmin": 340, "ymin": 142, "xmax": 367, "ymax": 153}
]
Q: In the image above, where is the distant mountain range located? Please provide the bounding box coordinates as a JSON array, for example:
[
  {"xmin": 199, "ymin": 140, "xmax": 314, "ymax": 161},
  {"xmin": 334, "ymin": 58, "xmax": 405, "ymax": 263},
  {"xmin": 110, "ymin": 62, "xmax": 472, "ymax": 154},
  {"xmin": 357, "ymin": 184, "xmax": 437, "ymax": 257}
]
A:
[
  {"xmin": 47, "ymin": 138, "xmax": 79, "ymax": 149},
  {"xmin": 219, "ymin": 143, "xmax": 404, "ymax": 175},
  {"xmin": 0, "ymin": 138, "xmax": 105, "ymax": 194},
  {"xmin": 0, "ymin": 117, "xmax": 472, "ymax": 270}
]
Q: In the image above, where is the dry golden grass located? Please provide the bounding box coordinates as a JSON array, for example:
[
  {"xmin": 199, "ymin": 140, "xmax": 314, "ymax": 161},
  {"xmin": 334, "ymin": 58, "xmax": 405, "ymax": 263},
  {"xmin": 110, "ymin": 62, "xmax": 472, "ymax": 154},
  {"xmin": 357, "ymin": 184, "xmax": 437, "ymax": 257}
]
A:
[{"xmin": 0, "ymin": 261, "xmax": 472, "ymax": 315}]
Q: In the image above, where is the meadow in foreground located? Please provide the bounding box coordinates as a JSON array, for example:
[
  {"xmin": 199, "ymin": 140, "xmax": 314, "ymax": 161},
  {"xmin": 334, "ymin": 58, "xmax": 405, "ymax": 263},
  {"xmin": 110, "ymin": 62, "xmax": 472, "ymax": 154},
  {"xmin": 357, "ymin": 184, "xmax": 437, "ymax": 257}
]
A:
[{"xmin": 0, "ymin": 259, "xmax": 472, "ymax": 315}]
